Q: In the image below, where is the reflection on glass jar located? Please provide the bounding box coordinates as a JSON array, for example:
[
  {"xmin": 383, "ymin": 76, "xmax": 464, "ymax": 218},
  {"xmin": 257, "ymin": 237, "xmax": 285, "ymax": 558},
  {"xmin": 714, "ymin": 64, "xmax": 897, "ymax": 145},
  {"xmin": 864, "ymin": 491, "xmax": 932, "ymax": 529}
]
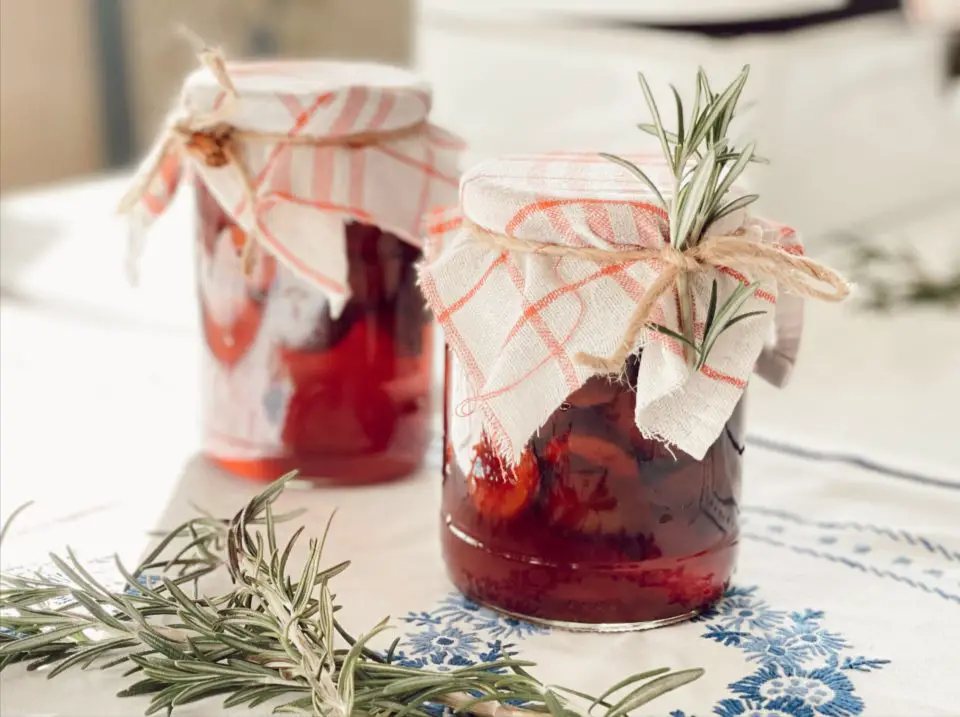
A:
[
  {"xmin": 441, "ymin": 352, "xmax": 744, "ymax": 630},
  {"xmin": 197, "ymin": 182, "xmax": 433, "ymax": 484}
]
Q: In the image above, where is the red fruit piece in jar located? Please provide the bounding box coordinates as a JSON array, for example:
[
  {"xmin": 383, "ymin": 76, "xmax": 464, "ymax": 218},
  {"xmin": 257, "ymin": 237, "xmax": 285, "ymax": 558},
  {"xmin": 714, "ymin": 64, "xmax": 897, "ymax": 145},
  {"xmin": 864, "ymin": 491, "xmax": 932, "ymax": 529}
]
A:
[
  {"xmin": 282, "ymin": 382, "xmax": 360, "ymax": 453},
  {"xmin": 543, "ymin": 432, "xmax": 621, "ymax": 533},
  {"xmin": 277, "ymin": 319, "xmax": 403, "ymax": 457},
  {"xmin": 281, "ymin": 379, "xmax": 397, "ymax": 456},
  {"xmin": 468, "ymin": 438, "xmax": 540, "ymax": 519},
  {"xmin": 278, "ymin": 320, "xmax": 392, "ymax": 385},
  {"xmin": 566, "ymin": 433, "xmax": 638, "ymax": 478},
  {"xmin": 565, "ymin": 376, "xmax": 620, "ymax": 408}
]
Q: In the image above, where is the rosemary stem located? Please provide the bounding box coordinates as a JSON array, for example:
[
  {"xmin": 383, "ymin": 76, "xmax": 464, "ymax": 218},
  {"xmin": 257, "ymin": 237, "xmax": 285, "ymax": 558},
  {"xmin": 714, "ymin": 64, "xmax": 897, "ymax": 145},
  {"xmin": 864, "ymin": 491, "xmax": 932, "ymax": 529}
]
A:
[
  {"xmin": 676, "ymin": 273, "xmax": 697, "ymax": 366},
  {"xmin": 669, "ymin": 170, "xmax": 697, "ymax": 366},
  {"xmin": 439, "ymin": 691, "xmax": 544, "ymax": 717}
]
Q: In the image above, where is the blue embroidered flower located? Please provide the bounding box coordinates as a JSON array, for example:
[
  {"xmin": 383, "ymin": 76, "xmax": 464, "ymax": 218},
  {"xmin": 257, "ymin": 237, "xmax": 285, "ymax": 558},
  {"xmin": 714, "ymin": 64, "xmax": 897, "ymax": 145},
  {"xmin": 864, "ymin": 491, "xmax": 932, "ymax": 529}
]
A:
[
  {"xmin": 478, "ymin": 639, "xmax": 517, "ymax": 663},
  {"xmin": 731, "ymin": 664, "xmax": 863, "ymax": 717},
  {"xmin": 777, "ymin": 622, "xmax": 849, "ymax": 659},
  {"xmin": 703, "ymin": 623, "xmax": 748, "ymax": 647},
  {"xmin": 406, "ymin": 626, "xmax": 482, "ymax": 663},
  {"xmin": 682, "ymin": 586, "xmax": 889, "ymax": 716},
  {"xmin": 742, "ymin": 633, "xmax": 801, "ymax": 670},
  {"xmin": 409, "ymin": 592, "xmax": 548, "ymax": 641},
  {"xmin": 403, "ymin": 610, "xmax": 443, "ymax": 628},
  {"xmin": 394, "ymin": 593, "xmax": 546, "ymax": 673},
  {"xmin": 714, "ymin": 695, "xmax": 816, "ymax": 717},
  {"xmin": 840, "ymin": 657, "xmax": 889, "ymax": 673},
  {"xmin": 709, "ymin": 588, "xmax": 786, "ymax": 631},
  {"xmin": 483, "ymin": 613, "xmax": 548, "ymax": 640}
]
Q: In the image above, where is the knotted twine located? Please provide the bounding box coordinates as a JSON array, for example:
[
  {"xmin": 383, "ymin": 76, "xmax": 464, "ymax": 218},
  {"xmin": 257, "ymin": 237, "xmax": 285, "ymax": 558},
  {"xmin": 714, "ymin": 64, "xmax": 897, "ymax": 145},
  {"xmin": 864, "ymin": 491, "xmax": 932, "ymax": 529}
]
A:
[
  {"xmin": 465, "ymin": 219, "xmax": 851, "ymax": 373},
  {"xmin": 117, "ymin": 47, "xmax": 428, "ymax": 273}
]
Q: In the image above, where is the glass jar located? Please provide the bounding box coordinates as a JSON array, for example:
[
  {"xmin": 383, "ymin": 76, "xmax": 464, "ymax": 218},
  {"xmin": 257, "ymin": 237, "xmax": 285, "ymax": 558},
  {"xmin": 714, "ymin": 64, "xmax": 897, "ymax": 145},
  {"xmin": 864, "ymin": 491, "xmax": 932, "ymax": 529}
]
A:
[
  {"xmin": 441, "ymin": 352, "xmax": 744, "ymax": 629},
  {"xmin": 120, "ymin": 57, "xmax": 462, "ymax": 484},
  {"xmin": 422, "ymin": 148, "xmax": 829, "ymax": 631},
  {"xmin": 197, "ymin": 183, "xmax": 433, "ymax": 484}
]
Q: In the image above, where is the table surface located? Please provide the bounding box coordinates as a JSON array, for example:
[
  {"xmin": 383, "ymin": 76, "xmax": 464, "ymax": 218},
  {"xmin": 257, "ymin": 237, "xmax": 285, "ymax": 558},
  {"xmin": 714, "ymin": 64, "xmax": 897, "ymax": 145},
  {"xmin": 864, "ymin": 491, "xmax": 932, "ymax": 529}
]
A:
[{"xmin": 0, "ymin": 177, "xmax": 958, "ymax": 716}]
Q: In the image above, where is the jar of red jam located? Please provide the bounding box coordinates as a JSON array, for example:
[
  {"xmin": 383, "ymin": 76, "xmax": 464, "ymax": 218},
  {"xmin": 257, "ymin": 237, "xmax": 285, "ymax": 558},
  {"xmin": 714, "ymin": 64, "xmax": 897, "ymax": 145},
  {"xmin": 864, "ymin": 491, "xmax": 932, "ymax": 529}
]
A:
[
  {"xmin": 442, "ymin": 353, "xmax": 744, "ymax": 629},
  {"xmin": 420, "ymin": 153, "xmax": 817, "ymax": 629},
  {"xmin": 196, "ymin": 185, "xmax": 436, "ymax": 483},
  {"xmin": 120, "ymin": 56, "xmax": 462, "ymax": 483}
]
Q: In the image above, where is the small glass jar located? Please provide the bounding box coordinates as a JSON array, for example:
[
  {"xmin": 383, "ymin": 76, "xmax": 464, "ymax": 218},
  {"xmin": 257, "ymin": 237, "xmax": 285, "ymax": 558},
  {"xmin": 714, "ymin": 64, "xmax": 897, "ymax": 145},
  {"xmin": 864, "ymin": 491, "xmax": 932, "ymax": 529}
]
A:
[
  {"xmin": 197, "ymin": 183, "xmax": 433, "ymax": 484},
  {"xmin": 442, "ymin": 352, "xmax": 744, "ymax": 629},
  {"xmin": 121, "ymin": 58, "xmax": 461, "ymax": 484}
]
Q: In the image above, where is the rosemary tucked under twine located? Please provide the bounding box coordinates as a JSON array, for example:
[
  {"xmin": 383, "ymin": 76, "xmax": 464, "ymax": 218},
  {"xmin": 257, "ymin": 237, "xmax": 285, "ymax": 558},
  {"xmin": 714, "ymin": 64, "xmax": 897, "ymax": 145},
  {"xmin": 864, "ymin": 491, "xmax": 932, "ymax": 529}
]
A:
[
  {"xmin": 0, "ymin": 474, "xmax": 702, "ymax": 716},
  {"xmin": 460, "ymin": 67, "xmax": 847, "ymax": 374},
  {"xmin": 590, "ymin": 66, "xmax": 849, "ymax": 370}
]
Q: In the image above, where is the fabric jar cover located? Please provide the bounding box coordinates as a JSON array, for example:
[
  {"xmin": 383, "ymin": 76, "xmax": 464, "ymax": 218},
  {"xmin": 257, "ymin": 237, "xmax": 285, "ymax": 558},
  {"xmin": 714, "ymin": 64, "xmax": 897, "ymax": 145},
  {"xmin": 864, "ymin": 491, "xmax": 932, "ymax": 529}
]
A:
[
  {"xmin": 419, "ymin": 152, "xmax": 806, "ymax": 463},
  {"xmin": 123, "ymin": 58, "xmax": 464, "ymax": 317}
]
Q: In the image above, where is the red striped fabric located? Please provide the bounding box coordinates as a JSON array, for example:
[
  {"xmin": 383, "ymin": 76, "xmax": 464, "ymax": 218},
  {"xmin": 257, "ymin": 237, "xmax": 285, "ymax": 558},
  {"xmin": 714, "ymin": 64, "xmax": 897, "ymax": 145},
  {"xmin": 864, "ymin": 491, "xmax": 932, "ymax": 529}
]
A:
[
  {"xmin": 420, "ymin": 153, "xmax": 805, "ymax": 462},
  {"xmin": 128, "ymin": 60, "xmax": 464, "ymax": 316}
]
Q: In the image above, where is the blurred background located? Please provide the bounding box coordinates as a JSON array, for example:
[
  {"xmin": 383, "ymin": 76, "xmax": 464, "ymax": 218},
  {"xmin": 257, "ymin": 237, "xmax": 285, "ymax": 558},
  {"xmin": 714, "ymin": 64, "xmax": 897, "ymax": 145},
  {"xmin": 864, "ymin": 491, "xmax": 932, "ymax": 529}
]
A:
[
  {"xmin": 0, "ymin": 0, "xmax": 958, "ymax": 490},
  {"xmin": 1, "ymin": 0, "xmax": 958, "ymax": 235}
]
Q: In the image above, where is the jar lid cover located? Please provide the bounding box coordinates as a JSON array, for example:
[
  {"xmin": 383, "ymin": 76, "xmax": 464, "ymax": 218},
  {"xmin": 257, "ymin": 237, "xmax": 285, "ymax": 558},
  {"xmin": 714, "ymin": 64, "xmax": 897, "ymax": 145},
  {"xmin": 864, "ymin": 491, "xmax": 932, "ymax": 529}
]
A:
[
  {"xmin": 121, "ymin": 56, "xmax": 463, "ymax": 317},
  {"xmin": 460, "ymin": 152, "xmax": 747, "ymax": 245},
  {"xmin": 180, "ymin": 60, "xmax": 434, "ymax": 137}
]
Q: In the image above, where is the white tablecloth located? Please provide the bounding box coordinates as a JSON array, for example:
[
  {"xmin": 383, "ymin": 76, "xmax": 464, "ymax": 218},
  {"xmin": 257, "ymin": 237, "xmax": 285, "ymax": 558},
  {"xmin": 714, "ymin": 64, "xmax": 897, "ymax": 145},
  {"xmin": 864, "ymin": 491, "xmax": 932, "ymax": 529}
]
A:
[{"xmin": 1, "ymin": 179, "xmax": 958, "ymax": 716}]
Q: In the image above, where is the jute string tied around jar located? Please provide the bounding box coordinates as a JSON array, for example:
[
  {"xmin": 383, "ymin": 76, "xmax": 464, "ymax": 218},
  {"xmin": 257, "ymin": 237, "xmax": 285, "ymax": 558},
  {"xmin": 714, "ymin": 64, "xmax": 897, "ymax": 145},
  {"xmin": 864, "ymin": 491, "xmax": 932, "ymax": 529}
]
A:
[
  {"xmin": 117, "ymin": 47, "xmax": 428, "ymax": 273},
  {"xmin": 466, "ymin": 219, "xmax": 851, "ymax": 374}
]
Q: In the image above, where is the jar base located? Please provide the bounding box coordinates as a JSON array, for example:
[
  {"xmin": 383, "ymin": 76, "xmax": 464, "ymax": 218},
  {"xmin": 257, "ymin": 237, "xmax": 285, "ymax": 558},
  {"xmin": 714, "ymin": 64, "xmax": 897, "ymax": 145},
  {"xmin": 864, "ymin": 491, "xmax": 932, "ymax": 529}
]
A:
[
  {"xmin": 442, "ymin": 519, "xmax": 732, "ymax": 628},
  {"xmin": 205, "ymin": 452, "xmax": 421, "ymax": 486},
  {"xmin": 469, "ymin": 597, "xmax": 701, "ymax": 634}
]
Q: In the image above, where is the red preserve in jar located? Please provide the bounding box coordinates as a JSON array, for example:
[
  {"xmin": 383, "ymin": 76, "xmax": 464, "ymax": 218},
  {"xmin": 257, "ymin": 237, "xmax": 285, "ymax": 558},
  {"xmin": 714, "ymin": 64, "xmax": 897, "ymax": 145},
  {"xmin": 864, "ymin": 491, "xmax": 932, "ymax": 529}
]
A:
[
  {"xmin": 121, "ymin": 56, "xmax": 462, "ymax": 483},
  {"xmin": 420, "ymin": 153, "xmax": 815, "ymax": 629},
  {"xmin": 442, "ymin": 353, "xmax": 744, "ymax": 628}
]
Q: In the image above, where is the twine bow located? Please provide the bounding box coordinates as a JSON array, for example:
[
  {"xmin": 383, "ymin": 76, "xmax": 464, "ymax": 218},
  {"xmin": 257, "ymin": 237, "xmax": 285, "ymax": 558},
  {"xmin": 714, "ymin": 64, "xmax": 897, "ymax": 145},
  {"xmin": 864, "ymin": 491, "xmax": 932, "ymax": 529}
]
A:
[
  {"xmin": 467, "ymin": 220, "xmax": 850, "ymax": 373},
  {"xmin": 118, "ymin": 47, "xmax": 427, "ymax": 273}
]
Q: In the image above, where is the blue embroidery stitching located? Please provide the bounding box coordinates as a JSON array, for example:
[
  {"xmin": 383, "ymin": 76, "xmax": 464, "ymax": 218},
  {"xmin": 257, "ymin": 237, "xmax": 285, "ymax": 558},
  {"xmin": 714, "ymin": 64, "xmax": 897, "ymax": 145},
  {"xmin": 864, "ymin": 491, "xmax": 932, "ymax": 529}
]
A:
[
  {"xmin": 400, "ymin": 586, "xmax": 890, "ymax": 717},
  {"xmin": 742, "ymin": 507, "xmax": 960, "ymax": 562},
  {"xmin": 744, "ymin": 533, "xmax": 960, "ymax": 604},
  {"xmin": 394, "ymin": 592, "xmax": 549, "ymax": 671},
  {"xmin": 675, "ymin": 586, "xmax": 890, "ymax": 717}
]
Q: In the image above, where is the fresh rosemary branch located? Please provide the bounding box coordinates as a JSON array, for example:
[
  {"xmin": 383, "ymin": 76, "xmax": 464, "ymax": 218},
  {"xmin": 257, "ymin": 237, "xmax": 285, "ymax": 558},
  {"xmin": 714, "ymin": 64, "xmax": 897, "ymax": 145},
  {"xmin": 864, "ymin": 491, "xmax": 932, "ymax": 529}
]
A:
[
  {"xmin": 603, "ymin": 66, "xmax": 768, "ymax": 366},
  {"xmin": 0, "ymin": 473, "xmax": 703, "ymax": 715}
]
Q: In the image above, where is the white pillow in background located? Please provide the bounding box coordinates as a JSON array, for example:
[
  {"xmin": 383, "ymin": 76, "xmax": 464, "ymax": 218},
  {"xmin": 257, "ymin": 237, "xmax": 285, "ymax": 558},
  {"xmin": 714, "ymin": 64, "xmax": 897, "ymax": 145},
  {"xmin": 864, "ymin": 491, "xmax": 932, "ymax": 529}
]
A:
[{"xmin": 416, "ymin": 11, "xmax": 960, "ymax": 242}]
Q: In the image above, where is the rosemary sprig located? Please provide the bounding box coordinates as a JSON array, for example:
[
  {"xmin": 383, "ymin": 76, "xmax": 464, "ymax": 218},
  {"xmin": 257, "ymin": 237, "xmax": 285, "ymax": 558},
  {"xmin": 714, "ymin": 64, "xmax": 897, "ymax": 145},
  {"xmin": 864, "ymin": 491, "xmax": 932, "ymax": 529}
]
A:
[
  {"xmin": 602, "ymin": 66, "xmax": 768, "ymax": 366},
  {"xmin": 0, "ymin": 473, "xmax": 703, "ymax": 715}
]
